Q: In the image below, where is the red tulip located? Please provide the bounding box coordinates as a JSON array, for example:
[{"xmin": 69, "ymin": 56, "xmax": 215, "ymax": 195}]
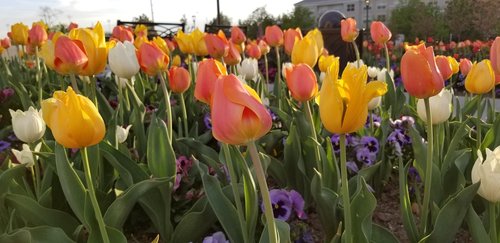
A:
[
  {"xmin": 246, "ymin": 41, "xmax": 262, "ymax": 59},
  {"xmin": 459, "ymin": 58, "xmax": 473, "ymax": 76},
  {"xmin": 491, "ymin": 37, "xmax": 500, "ymax": 78},
  {"xmin": 225, "ymin": 42, "xmax": 241, "ymax": 66},
  {"xmin": 230, "ymin": 26, "xmax": 246, "ymax": 45},
  {"xmin": 28, "ymin": 22, "xmax": 48, "ymax": 47}
]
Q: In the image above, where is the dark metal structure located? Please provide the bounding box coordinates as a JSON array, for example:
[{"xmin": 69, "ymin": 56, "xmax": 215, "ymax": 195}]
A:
[
  {"xmin": 116, "ymin": 20, "xmax": 185, "ymax": 39},
  {"xmin": 204, "ymin": 24, "xmax": 248, "ymax": 38}
]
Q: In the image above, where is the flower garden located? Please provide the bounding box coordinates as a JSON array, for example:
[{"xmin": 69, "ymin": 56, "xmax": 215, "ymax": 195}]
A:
[{"xmin": 0, "ymin": 16, "xmax": 499, "ymax": 243}]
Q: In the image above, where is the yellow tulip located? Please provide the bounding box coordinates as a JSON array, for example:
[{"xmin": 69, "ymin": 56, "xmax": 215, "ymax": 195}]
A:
[
  {"xmin": 305, "ymin": 28, "xmax": 324, "ymax": 57},
  {"xmin": 69, "ymin": 22, "xmax": 108, "ymax": 76},
  {"xmin": 10, "ymin": 23, "xmax": 29, "ymax": 45},
  {"xmin": 192, "ymin": 28, "xmax": 208, "ymax": 56},
  {"xmin": 42, "ymin": 86, "xmax": 105, "ymax": 148},
  {"xmin": 152, "ymin": 36, "xmax": 169, "ymax": 55},
  {"xmin": 319, "ymin": 60, "xmax": 387, "ymax": 134},
  {"xmin": 465, "ymin": 60, "xmax": 495, "ymax": 94},
  {"xmin": 175, "ymin": 29, "xmax": 194, "ymax": 55},
  {"xmin": 291, "ymin": 35, "xmax": 319, "ymax": 68},
  {"xmin": 448, "ymin": 56, "xmax": 459, "ymax": 74},
  {"xmin": 318, "ymin": 55, "xmax": 337, "ymax": 73}
]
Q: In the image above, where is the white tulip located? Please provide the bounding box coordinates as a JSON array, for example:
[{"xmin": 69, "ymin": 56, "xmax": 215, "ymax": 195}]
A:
[
  {"xmin": 238, "ymin": 58, "xmax": 259, "ymax": 81},
  {"xmin": 472, "ymin": 147, "xmax": 500, "ymax": 202},
  {"xmin": 9, "ymin": 106, "xmax": 46, "ymax": 143},
  {"xmin": 416, "ymin": 89, "xmax": 452, "ymax": 124},
  {"xmin": 282, "ymin": 62, "xmax": 293, "ymax": 80},
  {"xmin": 377, "ymin": 68, "xmax": 394, "ymax": 82},
  {"xmin": 367, "ymin": 66, "xmax": 379, "ymax": 79},
  {"xmin": 116, "ymin": 125, "xmax": 132, "ymax": 143},
  {"xmin": 1, "ymin": 46, "xmax": 19, "ymax": 60},
  {"xmin": 11, "ymin": 143, "xmax": 41, "ymax": 167},
  {"xmin": 108, "ymin": 41, "xmax": 140, "ymax": 79},
  {"xmin": 367, "ymin": 96, "xmax": 381, "ymax": 110},
  {"xmin": 347, "ymin": 59, "xmax": 365, "ymax": 68}
]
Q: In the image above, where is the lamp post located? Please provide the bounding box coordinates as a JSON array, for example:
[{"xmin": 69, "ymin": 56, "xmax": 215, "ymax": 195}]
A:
[{"xmin": 365, "ymin": 0, "xmax": 370, "ymax": 32}]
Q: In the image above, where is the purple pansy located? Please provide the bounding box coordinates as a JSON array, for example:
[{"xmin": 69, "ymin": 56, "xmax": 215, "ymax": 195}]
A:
[
  {"xmin": 0, "ymin": 141, "xmax": 11, "ymax": 153},
  {"xmin": 263, "ymin": 189, "xmax": 307, "ymax": 221},
  {"xmin": 346, "ymin": 161, "xmax": 359, "ymax": 173},
  {"xmin": 204, "ymin": 113, "xmax": 212, "ymax": 129},
  {"xmin": 356, "ymin": 147, "xmax": 376, "ymax": 166},
  {"xmin": 359, "ymin": 136, "xmax": 379, "ymax": 154},
  {"xmin": 202, "ymin": 231, "xmax": 229, "ymax": 243}
]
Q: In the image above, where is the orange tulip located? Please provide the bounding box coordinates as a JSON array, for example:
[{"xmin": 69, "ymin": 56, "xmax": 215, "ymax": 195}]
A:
[
  {"xmin": 211, "ymin": 74, "xmax": 272, "ymax": 145},
  {"xmin": 491, "ymin": 37, "xmax": 500, "ymax": 77},
  {"xmin": 460, "ymin": 58, "xmax": 473, "ymax": 76},
  {"xmin": 225, "ymin": 42, "xmax": 241, "ymax": 66},
  {"xmin": 194, "ymin": 59, "xmax": 227, "ymax": 104},
  {"xmin": 152, "ymin": 36, "xmax": 170, "ymax": 55},
  {"xmin": 258, "ymin": 40, "xmax": 270, "ymax": 55},
  {"xmin": 28, "ymin": 22, "xmax": 48, "ymax": 48},
  {"xmin": 246, "ymin": 41, "xmax": 262, "ymax": 59},
  {"xmin": 67, "ymin": 22, "xmax": 78, "ymax": 32},
  {"xmin": 435, "ymin": 55, "xmax": 453, "ymax": 80},
  {"xmin": 136, "ymin": 42, "xmax": 169, "ymax": 76},
  {"xmin": 1, "ymin": 38, "xmax": 11, "ymax": 49},
  {"xmin": 401, "ymin": 43, "xmax": 444, "ymax": 98},
  {"xmin": 265, "ymin": 25, "xmax": 283, "ymax": 47},
  {"xmin": 284, "ymin": 63, "xmax": 318, "ymax": 101},
  {"xmin": 284, "ymin": 28, "xmax": 302, "ymax": 56},
  {"xmin": 370, "ymin": 21, "xmax": 392, "ymax": 44},
  {"xmin": 112, "ymin": 25, "xmax": 134, "ymax": 42},
  {"xmin": 340, "ymin": 18, "xmax": 358, "ymax": 42},
  {"xmin": 53, "ymin": 36, "xmax": 88, "ymax": 75},
  {"xmin": 205, "ymin": 30, "xmax": 229, "ymax": 59},
  {"xmin": 168, "ymin": 66, "xmax": 191, "ymax": 93},
  {"xmin": 230, "ymin": 26, "xmax": 246, "ymax": 45}
]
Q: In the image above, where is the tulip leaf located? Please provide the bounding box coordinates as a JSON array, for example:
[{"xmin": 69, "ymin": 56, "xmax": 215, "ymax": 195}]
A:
[
  {"xmin": 466, "ymin": 205, "xmax": 491, "ymax": 243},
  {"xmin": 350, "ymin": 176, "xmax": 376, "ymax": 243},
  {"xmin": 95, "ymin": 88, "xmax": 114, "ymax": 124},
  {"xmin": 461, "ymin": 95, "xmax": 481, "ymax": 119},
  {"xmin": 126, "ymin": 81, "xmax": 147, "ymax": 159},
  {"xmin": 370, "ymin": 223, "xmax": 399, "ymax": 243},
  {"xmin": 5, "ymin": 194, "xmax": 79, "ymax": 237},
  {"xmin": 7, "ymin": 80, "xmax": 33, "ymax": 111},
  {"xmin": 0, "ymin": 164, "xmax": 27, "ymax": 199},
  {"xmin": 147, "ymin": 116, "xmax": 176, "ymax": 179},
  {"xmin": 323, "ymin": 136, "xmax": 340, "ymax": 192},
  {"xmin": 103, "ymin": 178, "xmax": 170, "ymax": 229},
  {"xmin": 0, "ymin": 226, "xmax": 74, "ymax": 243},
  {"xmin": 311, "ymin": 173, "xmax": 339, "ymax": 241},
  {"xmin": 418, "ymin": 182, "xmax": 480, "ymax": 243},
  {"xmin": 259, "ymin": 219, "xmax": 290, "ymax": 243},
  {"xmin": 171, "ymin": 197, "xmax": 217, "ymax": 243},
  {"xmin": 398, "ymin": 158, "xmax": 420, "ymax": 243},
  {"xmin": 235, "ymin": 146, "xmax": 258, "ymax": 243},
  {"xmin": 284, "ymin": 122, "xmax": 309, "ymax": 199}
]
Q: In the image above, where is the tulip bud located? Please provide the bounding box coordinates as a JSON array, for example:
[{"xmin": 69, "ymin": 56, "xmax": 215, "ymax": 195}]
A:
[
  {"xmin": 367, "ymin": 66, "xmax": 379, "ymax": 79},
  {"xmin": 416, "ymin": 89, "xmax": 452, "ymax": 124},
  {"xmin": 491, "ymin": 37, "xmax": 500, "ymax": 76},
  {"xmin": 472, "ymin": 146, "xmax": 500, "ymax": 202},
  {"xmin": 448, "ymin": 56, "xmax": 459, "ymax": 74},
  {"xmin": 10, "ymin": 23, "xmax": 29, "ymax": 45},
  {"xmin": 205, "ymin": 30, "xmax": 229, "ymax": 59},
  {"xmin": 265, "ymin": 25, "xmax": 284, "ymax": 47},
  {"xmin": 283, "ymin": 28, "xmax": 302, "ymax": 56},
  {"xmin": 28, "ymin": 22, "xmax": 48, "ymax": 48},
  {"xmin": 109, "ymin": 41, "xmax": 140, "ymax": 79},
  {"xmin": 175, "ymin": 29, "xmax": 194, "ymax": 55},
  {"xmin": 194, "ymin": 59, "xmax": 227, "ymax": 104},
  {"xmin": 370, "ymin": 21, "xmax": 392, "ymax": 44},
  {"xmin": 168, "ymin": 66, "xmax": 191, "ymax": 93},
  {"xmin": 367, "ymin": 96, "xmax": 381, "ymax": 110},
  {"xmin": 435, "ymin": 55, "xmax": 453, "ymax": 80},
  {"xmin": 238, "ymin": 58, "xmax": 259, "ymax": 81},
  {"xmin": 9, "ymin": 107, "xmax": 46, "ymax": 143},
  {"xmin": 137, "ymin": 42, "xmax": 169, "ymax": 76},
  {"xmin": 459, "ymin": 58, "xmax": 472, "ymax": 76},
  {"xmin": 112, "ymin": 25, "xmax": 134, "ymax": 42},
  {"xmin": 11, "ymin": 143, "xmax": 41, "ymax": 167},
  {"xmin": 225, "ymin": 42, "xmax": 241, "ymax": 66},
  {"xmin": 281, "ymin": 62, "xmax": 293, "ymax": 80},
  {"xmin": 284, "ymin": 63, "xmax": 318, "ymax": 102},
  {"xmin": 172, "ymin": 55, "xmax": 181, "ymax": 67},
  {"xmin": 246, "ymin": 41, "xmax": 262, "ymax": 59},
  {"xmin": 340, "ymin": 18, "xmax": 358, "ymax": 42},
  {"xmin": 465, "ymin": 60, "xmax": 495, "ymax": 94},
  {"xmin": 291, "ymin": 35, "xmax": 319, "ymax": 68},
  {"xmin": 116, "ymin": 125, "xmax": 132, "ymax": 143},
  {"xmin": 230, "ymin": 26, "xmax": 246, "ymax": 45},
  {"xmin": 192, "ymin": 28, "xmax": 208, "ymax": 57},
  {"xmin": 258, "ymin": 40, "xmax": 270, "ymax": 55}
]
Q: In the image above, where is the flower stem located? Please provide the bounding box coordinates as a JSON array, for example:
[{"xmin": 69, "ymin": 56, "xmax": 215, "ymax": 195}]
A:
[
  {"xmin": 81, "ymin": 147, "xmax": 110, "ymax": 243},
  {"xmin": 70, "ymin": 73, "xmax": 79, "ymax": 93},
  {"xmin": 179, "ymin": 93, "xmax": 189, "ymax": 137},
  {"xmin": 383, "ymin": 43, "xmax": 395, "ymax": 91},
  {"xmin": 352, "ymin": 42, "xmax": 361, "ymax": 68},
  {"xmin": 490, "ymin": 202, "xmax": 498, "ymax": 243},
  {"xmin": 340, "ymin": 134, "xmax": 353, "ymax": 243},
  {"xmin": 35, "ymin": 47, "xmax": 43, "ymax": 108},
  {"xmin": 247, "ymin": 141, "xmax": 278, "ymax": 243},
  {"xmin": 222, "ymin": 144, "xmax": 249, "ymax": 243},
  {"xmin": 491, "ymin": 87, "xmax": 496, "ymax": 122},
  {"xmin": 264, "ymin": 54, "xmax": 269, "ymax": 88},
  {"xmin": 421, "ymin": 98, "xmax": 434, "ymax": 234},
  {"xmin": 304, "ymin": 100, "xmax": 321, "ymax": 174},
  {"xmin": 477, "ymin": 94, "xmax": 483, "ymax": 150},
  {"xmin": 274, "ymin": 47, "xmax": 282, "ymax": 110},
  {"xmin": 158, "ymin": 73, "xmax": 172, "ymax": 142}
]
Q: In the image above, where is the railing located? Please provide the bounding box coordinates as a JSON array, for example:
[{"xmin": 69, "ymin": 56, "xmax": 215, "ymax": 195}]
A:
[
  {"xmin": 116, "ymin": 20, "xmax": 185, "ymax": 39},
  {"xmin": 204, "ymin": 24, "xmax": 247, "ymax": 37}
]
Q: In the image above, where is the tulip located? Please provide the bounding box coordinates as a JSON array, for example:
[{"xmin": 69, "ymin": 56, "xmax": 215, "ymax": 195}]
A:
[
  {"xmin": 370, "ymin": 21, "xmax": 392, "ymax": 44},
  {"xmin": 134, "ymin": 35, "xmax": 148, "ymax": 49},
  {"xmin": 52, "ymin": 35, "xmax": 89, "ymax": 75},
  {"xmin": 67, "ymin": 22, "xmax": 78, "ymax": 32},
  {"xmin": 367, "ymin": 96, "xmax": 381, "ymax": 110},
  {"xmin": 435, "ymin": 55, "xmax": 453, "ymax": 80},
  {"xmin": 1, "ymin": 37, "xmax": 11, "ymax": 49},
  {"xmin": 175, "ymin": 29, "xmax": 194, "ymax": 55},
  {"xmin": 377, "ymin": 68, "xmax": 394, "ymax": 82},
  {"xmin": 69, "ymin": 22, "xmax": 108, "ymax": 76},
  {"xmin": 172, "ymin": 55, "xmax": 181, "ymax": 67},
  {"xmin": 238, "ymin": 58, "xmax": 259, "ymax": 81},
  {"xmin": 11, "ymin": 143, "xmax": 42, "ymax": 167},
  {"xmin": 42, "ymin": 86, "xmax": 105, "ymax": 148},
  {"xmin": 367, "ymin": 66, "xmax": 379, "ymax": 79},
  {"xmin": 448, "ymin": 56, "xmax": 459, "ymax": 74},
  {"xmin": 416, "ymin": 89, "xmax": 452, "ymax": 124},
  {"xmin": 318, "ymin": 55, "xmax": 337, "ymax": 73},
  {"xmin": 10, "ymin": 23, "xmax": 29, "ymax": 45},
  {"xmin": 192, "ymin": 28, "xmax": 208, "ymax": 56},
  {"xmin": 305, "ymin": 28, "xmax": 324, "ymax": 57},
  {"xmin": 259, "ymin": 40, "xmax": 270, "ymax": 55},
  {"xmin": 265, "ymin": 25, "xmax": 283, "ymax": 47},
  {"xmin": 319, "ymin": 61, "xmax": 387, "ymax": 134},
  {"xmin": 472, "ymin": 146, "xmax": 500, "ymax": 202},
  {"xmin": 108, "ymin": 41, "xmax": 140, "ymax": 79},
  {"xmin": 134, "ymin": 24, "xmax": 148, "ymax": 37},
  {"xmin": 211, "ymin": 74, "xmax": 272, "ymax": 145},
  {"xmin": 340, "ymin": 18, "xmax": 358, "ymax": 42},
  {"xmin": 116, "ymin": 125, "xmax": 132, "ymax": 143},
  {"xmin": 491, "ymin": 37, "xmax": 500, "ymax": 82},
  {"xmin": 9, "ymin": 106, "xmax": 46, "ymax": 143},
  {"xmin": 168, "ymin": 66, "xmax": 191, "ymax": 93},
  {"xmin": 465, "ymin": 60, "xmax": 495, "ymax": 94},
  {"xmin": 283, "ymin": 28, "xmax": 302, "ymax": 56},
  {"xmin": 205, "ymin": 30, "xmax": 229, "ymax": 59},
  {"xmin": 224, "ymin": 42, "xmax": 241, "ymax": 66},
  {"xmin": 136, "ymin": 42, "xmax": 169, "ymax": 76},
  {"xmin": 28, "ymin": 22, "xmax": 48, "ymax": 48},
  {"xmin": 246, "ymin": 41, "xmax": 262, "ymax": 59},
  {"xmin": 230, "ymin": 26, "xmax": 246, "ymax": 45},
  {"xmin": 401, "ymin": 43, "xmax": 444, "ymax": 98},
  {"xmin": 152, "ymin": 36, "xmax": 170, "ymax": 55},
  {"xmin": 291, "ymin": 35, "xmax": 319, "ymax": 68},
  {"xmin": 459, "ymin": 58, "xmax": 473, "ymax": 76},
  {"xmin": 112, "ymin": 25, "xmax": 134, "ymax": 42},
  {"xmin": 194, "ymin": 59, "xmax": 227, "ymax": 104},
  {"xmin": 284, "ymin": 63, "xmax": 318, "ymax": 102}
]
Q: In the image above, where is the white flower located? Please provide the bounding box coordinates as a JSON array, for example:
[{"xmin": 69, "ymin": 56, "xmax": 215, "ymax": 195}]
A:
[
  {"xmin": 108, "ymin": 41, "xmax": 140, "ymax": 79},
  {"xmin": 115, "ymin": 76, "xmax": 135, "ymax": 89},
  {"xmin": 1, "ymin": 46, "xmax": 19, "ymax": 60},
  {"xmin": 347, "ymin": 59, "xmax": 365, "ymax": 68},
  {"xmin": 238, "ymin": 58, "xmax": 259, "ymax": 81},
  {"xmin": 416, "ymin": 89, "xmax": 452, "ymax": 124},
  {"xmin": 319, "ymin": 72, "xmax": 326, "ymax": 83},
  {"xmin": 472, "ymin": 146, "xmax": 500, "ymax": 202},
  {"xmin": 11, "ymin": 143, "xmax": 41, "ymax": 167},
  {"xmin": 367, "ymin": 96, "xmax": 381, "ymax": 110},
  {"xmin": 116, "ymin": 125, "xmax": 132, "ymax": 143},
  {"xmin": 377, "ymin": 68, "xmax": 394, "ymax": 82},
  {"xmin": 367, "ymin": 66, "xmax": 380, "ymax": 79},
  {"xmin": 282, "ymin": 62, "xmax": 293, "ymax": 80},
  {"xmin": 9, "ymin": 106, "xmax": 46, "ymax": 143}
]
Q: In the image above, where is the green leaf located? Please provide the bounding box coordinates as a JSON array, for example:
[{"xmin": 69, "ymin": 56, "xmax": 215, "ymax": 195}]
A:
[
  {"xmin": 466, "ymin": 205, "xmax": 491, "ymax": 243},
  {"xmin": 398, "ymin": 159, "xmax": 419, "ymax": 243},
  {"xmin": 0, "ymin": 165, "xmax": 27, "ymax": 198},
  {"xmin": 0, "ymin": 226, "xmax": 74, "ymax": 243},
  {"xmin": 147, "ymin": 116, "xmax": 176, "ymax": 178},
  {"xmin": 259, "ymin": 220, "xmax": 291, "ymax": 243},
  {"xmin": 126, "ymin": 81, "xmax": 147, "ymax": 158},
  {"xmin": 419, "ymin": 182, "xmax": 480, "ymax": 243},
  {"xmin": 311, "ymin": 173, "xmax": 339, "ymax": 242},
  {"xmin": 283, "ymin": 122, "xmax": 308, "ymax": 198},
  {"xmin": 350, "ymin": 176, "xmax": 377, "ymax": 243},
  {"xmin": 96, "ymin": 88, "xmax": 114, "ymax": 124},
  {"xmin": 370, "ymin": 223, "xmax": 399, "ymax": 243},
  {"xmin": 5, "ymin": 194, "xmax": 79, "ymax": 237},
  {"xmin": 172, "ymin": 198, "xmax": 217, "ymax": 243}
]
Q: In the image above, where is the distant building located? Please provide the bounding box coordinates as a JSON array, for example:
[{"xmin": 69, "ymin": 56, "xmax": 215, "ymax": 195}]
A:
[{"xmin": 295, "ymin": 0, "xmax": 448, "ymax": 29}]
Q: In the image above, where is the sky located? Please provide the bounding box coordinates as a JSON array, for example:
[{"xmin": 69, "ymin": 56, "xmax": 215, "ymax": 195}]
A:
[{"xmin": 0, "ymin": 0, "xmax": 299, "ymax": 37}]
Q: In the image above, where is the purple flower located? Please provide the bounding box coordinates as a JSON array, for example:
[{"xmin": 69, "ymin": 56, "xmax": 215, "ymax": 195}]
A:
[
  {"xmin": 330, "ymin": 134, "xmax": 340, "ymax": 154},
  {"xmin": 346, "ymin": 161, "xmax": 359, "ymax": 173},
  {"xmin": 359, "ymin": 136, "xmax": 379, "ymax": 154},
  {"xmin": 173, "ymin": 173, "xmax": 182, "ymax": 191},
  {"xmin": 176, "ymin": 156, "xmax": 192, "ymax": 176},
  {"xmin": 289, "ymin": 190, "xmax": 307, "ymax": 219},
  {"xmin": 386, "ymin": 135, "xmax": 402, "ymax": 157},
  {"xmin": 202, "ymin": 231, "xmax": 229, "ymax": 243},
  {"xmin": 401, "ymin": 116, "xmax": 415, "ymax": 128},
  {"xmin": 356, "ymin": 147, "xmax": 376, "ymax": 166},
  {"xmin": 408, "ymin": 167, "xmax": 421, "ymax": 182},
  {"xmin": 267, "ymin": 108, "xmax": 278, "ymax": 121},
  {"xmin": 0, "ymin": 141, "xmax": 11, "ymax": 152},
  {"xmin": 7, "ymin": 134, "xmax": 18, "ymax": 142},
  {"xmin": 345, "ymin": 133, "xmax": 359, "ymax": 147},
  {"xmin": 204, "ymin": 113, "xmax": 212, "ymax": 129},
  {"xmin": 263, "ymin": 189, "xmax": 307, "ymax": 221},
  {"xmin": 365, "ymin": 113, "xmax": 381, "ymax": 127}
]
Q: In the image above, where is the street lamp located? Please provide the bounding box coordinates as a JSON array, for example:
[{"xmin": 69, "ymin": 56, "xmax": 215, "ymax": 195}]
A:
[{"xmin": 365, "ymin": 0, "xmax": 370, "ymax": 32}]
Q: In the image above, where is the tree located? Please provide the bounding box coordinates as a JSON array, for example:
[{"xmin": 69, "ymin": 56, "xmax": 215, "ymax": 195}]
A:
[
  {"xmin": 280, "ymin": 6, "xmax": 315, "ymax": 31},
  {"xmin": 132, "ymin": 14, "xmax": 152, "ymax": 23},
  {"xmin": 207, "ymin": 12, "xmax": 232, "ymax": 26},
  {"xmin": 239, "ymin": 7, "xmax": 278, "ymax": 39},
  {"xmin": 39, "ymin": 6, "xmax": 62, "ymax": 27}
]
